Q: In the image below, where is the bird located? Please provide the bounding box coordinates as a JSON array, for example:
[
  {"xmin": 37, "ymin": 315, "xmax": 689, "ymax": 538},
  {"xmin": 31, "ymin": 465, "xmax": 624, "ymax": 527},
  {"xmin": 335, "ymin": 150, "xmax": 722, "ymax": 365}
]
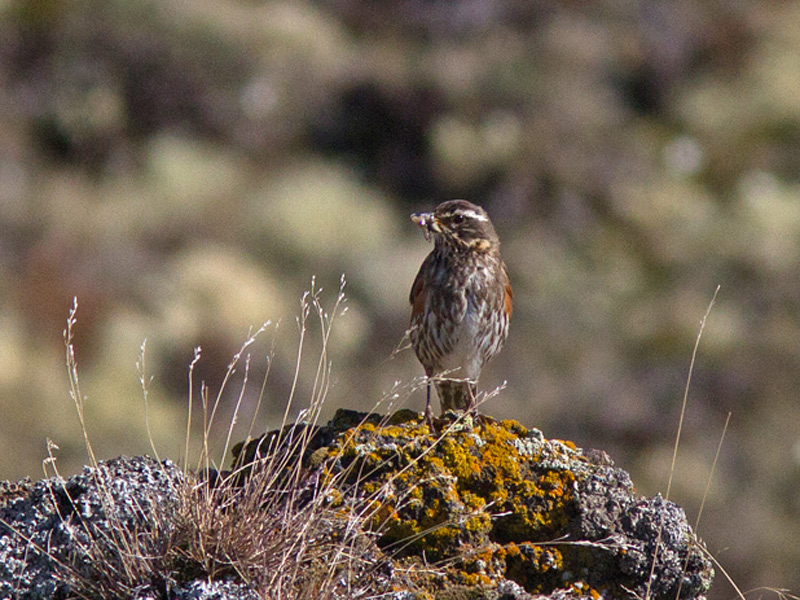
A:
[{"xmin": 408, "ymin": 199, "xmax": 512, "ymax": 420}]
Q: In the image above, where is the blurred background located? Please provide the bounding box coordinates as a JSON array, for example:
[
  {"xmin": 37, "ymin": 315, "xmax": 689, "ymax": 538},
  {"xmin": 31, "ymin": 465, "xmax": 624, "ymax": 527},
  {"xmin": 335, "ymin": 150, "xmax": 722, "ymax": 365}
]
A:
[{"xmin": 1, "ymin": 0, "xmax": 799, "ymax": 596}]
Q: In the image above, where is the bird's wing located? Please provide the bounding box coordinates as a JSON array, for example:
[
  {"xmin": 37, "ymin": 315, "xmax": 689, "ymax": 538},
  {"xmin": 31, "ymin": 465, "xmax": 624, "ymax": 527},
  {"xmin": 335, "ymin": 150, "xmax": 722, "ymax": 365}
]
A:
[
  {"xmin": 502, "ymin": 262, "xmax": 513, "ymax": 319},
  {"xmin": 409, "ymin": 259, "xmax": 430, "ymax": 323}
]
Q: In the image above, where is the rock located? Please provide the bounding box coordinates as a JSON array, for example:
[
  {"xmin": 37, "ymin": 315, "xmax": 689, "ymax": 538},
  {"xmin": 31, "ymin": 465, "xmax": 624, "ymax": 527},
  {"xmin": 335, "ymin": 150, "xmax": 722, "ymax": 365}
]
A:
[
  {"xmin": 236, "ymin": 409, "xmax": 714, "ymax": 599},
  {"xmin": 0, "ymin": 456, "xmax": 190, "ymax": 600},
  {"xmin": 0, "ymin": 412, "xmax": 714, "ymax": 600}
]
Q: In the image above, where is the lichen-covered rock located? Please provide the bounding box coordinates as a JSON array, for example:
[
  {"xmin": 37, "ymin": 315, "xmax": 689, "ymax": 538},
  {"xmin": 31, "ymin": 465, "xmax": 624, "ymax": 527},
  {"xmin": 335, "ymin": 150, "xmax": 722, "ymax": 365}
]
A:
[
  {"xmin": 0, "ymin": 413, "xmax": 714, "ymax": 600},
  {"xmin": 167, "ymin": 579, "xmax": 260, "ymax": 600},
  {"xmin": 0, "ymin": 456, "xmax": 191, "ymax": 600},
  {"xmin": 236, "ymin": 409, "xmax": 714, "ymax": 600}
]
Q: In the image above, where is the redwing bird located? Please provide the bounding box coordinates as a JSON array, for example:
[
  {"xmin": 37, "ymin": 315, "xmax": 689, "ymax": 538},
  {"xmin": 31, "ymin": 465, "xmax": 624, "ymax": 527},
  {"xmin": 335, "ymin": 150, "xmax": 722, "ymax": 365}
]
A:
[{"xmin": 409, "ymin": 200, "xmax": 512, "ymax": 419}]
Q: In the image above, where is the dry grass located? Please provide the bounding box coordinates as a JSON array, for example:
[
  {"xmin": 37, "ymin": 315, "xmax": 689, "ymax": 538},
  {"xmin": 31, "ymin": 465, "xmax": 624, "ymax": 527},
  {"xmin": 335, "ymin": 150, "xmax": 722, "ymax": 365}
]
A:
[
  {"xmin": 172, "ymin": 277, "xmax": 391, "ymax": 598},
  {"xmin": 13, "ymin": 278, "xmax": 466, "ymax": 599},
  {"xmin": 0, "ymin": 299, "xmax": 189, "ymax": 599},
  {"xmin": 644, "ymin": 285, "xmax": 778, "ymax": 600},
  {"xmin": 646, "ymin": 286, "xmax": 720, "ymax": 600}
]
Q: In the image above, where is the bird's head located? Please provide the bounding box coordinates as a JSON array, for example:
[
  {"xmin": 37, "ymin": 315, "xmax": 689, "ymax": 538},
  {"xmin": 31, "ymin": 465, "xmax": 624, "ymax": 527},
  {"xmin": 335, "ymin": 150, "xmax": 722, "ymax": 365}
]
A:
[{"xmin": 411, "ymin": 200, "xmax": 499, "ymax": 252}]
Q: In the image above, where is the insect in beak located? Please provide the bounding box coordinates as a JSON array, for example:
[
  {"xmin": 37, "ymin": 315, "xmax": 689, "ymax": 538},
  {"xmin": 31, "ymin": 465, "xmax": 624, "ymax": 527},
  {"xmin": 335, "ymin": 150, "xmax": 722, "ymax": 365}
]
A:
[{"xmin": 411, "ymin": 211, "xmax": 436, "ymax": 241}]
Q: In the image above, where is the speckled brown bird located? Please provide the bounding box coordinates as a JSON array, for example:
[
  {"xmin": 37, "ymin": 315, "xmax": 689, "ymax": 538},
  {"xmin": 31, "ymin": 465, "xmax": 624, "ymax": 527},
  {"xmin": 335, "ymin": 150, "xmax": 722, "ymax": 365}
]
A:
[{"xmin": 409, "ymin": 200, "xmax": 512, "ymax": 419}]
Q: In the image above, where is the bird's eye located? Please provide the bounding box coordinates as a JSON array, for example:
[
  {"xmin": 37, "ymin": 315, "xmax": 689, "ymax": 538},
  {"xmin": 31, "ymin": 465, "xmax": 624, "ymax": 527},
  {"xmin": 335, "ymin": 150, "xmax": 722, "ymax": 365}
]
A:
[{"xmin": 452, "ymin": 214, "xmax": 465, "ymax": 224}]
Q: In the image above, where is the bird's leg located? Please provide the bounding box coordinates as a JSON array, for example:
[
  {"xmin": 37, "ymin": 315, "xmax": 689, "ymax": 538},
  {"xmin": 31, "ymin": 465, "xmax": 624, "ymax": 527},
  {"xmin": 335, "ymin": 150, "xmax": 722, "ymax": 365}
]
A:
[
  {"xmin": 465, "ymin": 383, "xmax": 487, "ymax": 427},
  {"xmin": 423, "ymin": 379, "xmax": 434, "ymax": 428},
  {"xmin": 466, "ymin": 382, "xmax": 478, "ymax": 413}
]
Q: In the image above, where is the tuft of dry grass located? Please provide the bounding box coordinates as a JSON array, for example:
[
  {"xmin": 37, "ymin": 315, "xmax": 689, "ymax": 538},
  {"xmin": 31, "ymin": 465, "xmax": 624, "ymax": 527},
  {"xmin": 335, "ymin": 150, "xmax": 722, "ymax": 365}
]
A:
[
  {"xmin": 22, "ymin": 298, "xmax": 189, "ymax": 598},
  {"xmin": 34, "ymin": 278, "xmax": 438, "ymax": 599},
  {"xmin": 172, "ymin": 277, "xmax": 394, "ymax": 597}
]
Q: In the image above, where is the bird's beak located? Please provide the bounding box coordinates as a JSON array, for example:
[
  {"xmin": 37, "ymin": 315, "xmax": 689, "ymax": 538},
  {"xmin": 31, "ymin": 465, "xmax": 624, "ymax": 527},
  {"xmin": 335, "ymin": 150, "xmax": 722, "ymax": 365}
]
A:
[{"xmin": 411, "ymin": 211, "xmax": 438, "ymax": 242}]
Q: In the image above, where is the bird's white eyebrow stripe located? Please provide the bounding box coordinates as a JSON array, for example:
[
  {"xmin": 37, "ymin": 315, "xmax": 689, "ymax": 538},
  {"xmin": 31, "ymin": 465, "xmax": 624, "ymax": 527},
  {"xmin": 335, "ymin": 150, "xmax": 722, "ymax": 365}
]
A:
[{"xmin": 457, "ymin": 209, "xmax": 488, "ymax": 221}]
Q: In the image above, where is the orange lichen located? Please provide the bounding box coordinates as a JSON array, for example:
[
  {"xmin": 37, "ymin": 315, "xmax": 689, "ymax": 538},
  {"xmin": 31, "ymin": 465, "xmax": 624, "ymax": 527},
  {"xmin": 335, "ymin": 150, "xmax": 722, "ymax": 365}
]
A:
[
  {"xmin": 262, "ymin": 410, "xmax": 602, "ymax": 596},
  {"xmin": 554, "ymin": 439, "xmax": 577, "ymax": 451},
  {"xmin": 501, "ymin": 420, "xmax": 528, "ymax": 437},
  {"xmin": 438, "ymin": 436, "xmax": 481, "ymax": 480}
]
